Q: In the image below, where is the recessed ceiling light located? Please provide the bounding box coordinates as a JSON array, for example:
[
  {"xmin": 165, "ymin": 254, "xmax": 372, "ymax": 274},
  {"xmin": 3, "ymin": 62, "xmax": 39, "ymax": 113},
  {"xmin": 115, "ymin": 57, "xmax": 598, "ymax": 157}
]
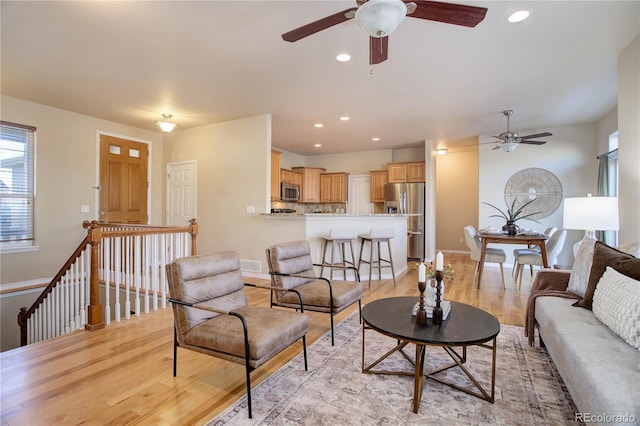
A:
[
  {"xmin": 336, "ymin": 53, "xmax": 351, "ymax": 62},
  {"xmin": 371, "ymin": 137, "xmax": 380, "ymax": 141},
  {"xmin": 508, "ymin": 10, "xmax": 530, "ymax": 23},
  {"xmin": 314, "ymin": 144, "xmax": 322, "ymax": 147},
  {"xmin": 314, "ymin": 123, "xmax": 324, "ymax": 128},
  {"xmin": 340, "ymin": 116, "xmax": 350, "ymax": 121}
]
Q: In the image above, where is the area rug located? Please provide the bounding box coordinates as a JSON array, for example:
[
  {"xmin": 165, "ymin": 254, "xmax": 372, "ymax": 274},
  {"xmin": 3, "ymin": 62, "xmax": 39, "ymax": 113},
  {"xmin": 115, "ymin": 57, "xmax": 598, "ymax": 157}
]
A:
[{"xmin": 208, "ymin": 311, "xmax": 578, "ymax": 425}]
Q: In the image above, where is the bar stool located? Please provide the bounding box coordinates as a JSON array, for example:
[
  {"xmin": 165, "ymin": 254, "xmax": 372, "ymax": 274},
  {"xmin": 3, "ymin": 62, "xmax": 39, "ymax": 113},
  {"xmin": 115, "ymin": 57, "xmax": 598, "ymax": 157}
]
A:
[
  {"xmin": 357, "ymin": 227, "xmax": 396, "ymax": 287},
  {"xmin": 319, "ymin": 228, "xmax": 358, "ymax": 280}
]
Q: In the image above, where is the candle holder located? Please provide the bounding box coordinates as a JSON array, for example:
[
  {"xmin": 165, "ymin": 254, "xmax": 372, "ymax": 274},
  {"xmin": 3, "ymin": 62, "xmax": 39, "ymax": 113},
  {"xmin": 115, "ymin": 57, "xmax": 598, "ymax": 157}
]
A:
[
  {"xmin": 433, "ymin": 270, "xmax": 443, "ymax": 326},
  {"xmin": 416, "ymin": 280, "xmax": 428, "ymax": 326}
]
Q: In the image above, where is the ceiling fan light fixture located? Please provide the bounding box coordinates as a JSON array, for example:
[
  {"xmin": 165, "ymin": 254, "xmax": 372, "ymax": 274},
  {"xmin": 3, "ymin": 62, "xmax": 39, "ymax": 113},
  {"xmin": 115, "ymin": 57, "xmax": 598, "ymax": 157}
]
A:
[
  {"xmin": 507, "ymin": 10, "xmax": 530, "ymax": 23},
  {"xmin": 355, "ymin": 0, "xmax": 407, "ymax": 38},
  {"xmin": 155, "ymin": 114, "xmax": 178, "ymax": 133},
  {"xmin": 500, "ymin": 142, "xmax": 519, "ymax": 152}
]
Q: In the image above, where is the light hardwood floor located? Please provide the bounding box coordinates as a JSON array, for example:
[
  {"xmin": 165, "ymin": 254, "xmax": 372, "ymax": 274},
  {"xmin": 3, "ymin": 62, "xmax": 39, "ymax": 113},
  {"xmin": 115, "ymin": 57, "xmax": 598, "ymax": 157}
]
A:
[{"xmin": 0, "ymin": 254, "xmax": 538, "ymax": 425}]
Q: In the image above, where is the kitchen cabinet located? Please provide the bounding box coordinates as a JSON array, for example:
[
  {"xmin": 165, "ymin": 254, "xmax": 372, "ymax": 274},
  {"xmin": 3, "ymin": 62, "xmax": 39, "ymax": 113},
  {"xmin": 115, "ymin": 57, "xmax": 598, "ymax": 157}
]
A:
[
  {"xmin": 369, "ymin": 170, "xmax": 388, "ymax": 203},
  {"xmin": 271, "ymin": 150, "xmax": 281, "ymax": 201},
  {"xmin": 292, "ymin": 167, "xmax": 325, "ymax": 203},
  {"xmin": 281, "ymin": 169, "xmax": 302, "ymax": 187},
  {"xmin": 320, "ymin": 172, "xmax": 349, "ymax": 203},
  {"xmin": 387, "ymin": 161, "xmax": 425, "ymax": 183}
]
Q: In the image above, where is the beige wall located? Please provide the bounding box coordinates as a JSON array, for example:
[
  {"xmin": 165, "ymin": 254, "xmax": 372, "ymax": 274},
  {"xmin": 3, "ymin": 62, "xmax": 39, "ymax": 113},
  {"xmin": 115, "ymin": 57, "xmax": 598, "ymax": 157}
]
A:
[
  {"xmin": 163, "ymin": 114, "xmax": 301, "ymax": 266},
  {"xmin": 302, "ymin": 149, "xmax": 393, "ymax": 174},
  {"xmin": 436, "ymin": 138, "xmax": 479, "ymax": 252},
  {"xmin": 617, "ymin": 35, "xmax": 640, "ymax": 244}
]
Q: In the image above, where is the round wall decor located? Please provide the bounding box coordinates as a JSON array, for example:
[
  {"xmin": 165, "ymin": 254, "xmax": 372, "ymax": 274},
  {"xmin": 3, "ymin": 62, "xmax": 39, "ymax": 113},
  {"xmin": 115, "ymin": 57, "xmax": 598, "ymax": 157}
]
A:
[{"xmin": 504, "ymin": 168, "xmax": 563, "ymax": 220}]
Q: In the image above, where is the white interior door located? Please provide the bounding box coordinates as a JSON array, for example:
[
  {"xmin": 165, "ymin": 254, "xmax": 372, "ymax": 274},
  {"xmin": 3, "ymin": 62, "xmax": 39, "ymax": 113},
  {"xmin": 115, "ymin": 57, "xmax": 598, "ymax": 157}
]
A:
[
  {"xmin": 167, "ymin": 161, "xmax": 197, "ymax": 226},
  {"xmin": 348, "ymin": 174, "xmax": 371, "ymax": 215}
]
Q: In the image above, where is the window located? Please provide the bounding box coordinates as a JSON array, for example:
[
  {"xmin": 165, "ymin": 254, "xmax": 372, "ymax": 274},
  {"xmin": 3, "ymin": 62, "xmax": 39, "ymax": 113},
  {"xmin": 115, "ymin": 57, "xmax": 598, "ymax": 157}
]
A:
[{"xmin": 0, "ymin": 121, "xmax": 36, "ymax": 250}]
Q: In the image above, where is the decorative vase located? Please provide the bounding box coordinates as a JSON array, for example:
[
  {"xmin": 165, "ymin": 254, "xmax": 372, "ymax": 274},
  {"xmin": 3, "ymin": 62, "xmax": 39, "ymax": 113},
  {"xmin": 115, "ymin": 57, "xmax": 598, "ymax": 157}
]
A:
[{"xmin": 502, "ymin": 221, "xmax": 519, "ymax": 235}]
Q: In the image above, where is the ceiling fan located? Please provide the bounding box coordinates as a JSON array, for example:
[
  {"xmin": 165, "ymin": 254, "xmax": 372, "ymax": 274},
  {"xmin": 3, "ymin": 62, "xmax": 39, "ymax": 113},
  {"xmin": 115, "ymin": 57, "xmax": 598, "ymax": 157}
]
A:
[
  {"xmin": 483, "ymin": 110, "xmax": 552, "ymax": 152},
  {"xmin": 281, "ymin": 0, "xmax": 488, "ymax": 65}
]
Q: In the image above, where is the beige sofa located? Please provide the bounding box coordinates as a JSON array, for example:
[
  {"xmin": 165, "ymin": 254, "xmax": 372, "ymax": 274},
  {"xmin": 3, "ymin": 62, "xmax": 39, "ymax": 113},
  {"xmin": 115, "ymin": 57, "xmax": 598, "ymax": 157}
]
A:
[{"xmin": 525, "ymin": 241, "xmax": 640, "ymax": 424}]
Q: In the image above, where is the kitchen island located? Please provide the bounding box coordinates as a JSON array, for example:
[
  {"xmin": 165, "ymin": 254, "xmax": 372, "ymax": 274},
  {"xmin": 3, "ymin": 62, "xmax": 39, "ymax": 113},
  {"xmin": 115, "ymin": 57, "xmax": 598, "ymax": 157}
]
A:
[{"xmin": 263, "ymin": 213, "xmax": 410, "ymax": 281}]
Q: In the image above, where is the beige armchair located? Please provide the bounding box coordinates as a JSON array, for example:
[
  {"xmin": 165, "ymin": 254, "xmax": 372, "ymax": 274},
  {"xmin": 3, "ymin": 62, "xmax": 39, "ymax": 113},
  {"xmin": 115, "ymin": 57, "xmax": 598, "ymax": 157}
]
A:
[
  {"xmin": 265, "ymin": 240, "xmax": 363, "ymax": 346},
  {"xmin": 166, "ymin": 251, "xmax": 309, "ymax": 419}
]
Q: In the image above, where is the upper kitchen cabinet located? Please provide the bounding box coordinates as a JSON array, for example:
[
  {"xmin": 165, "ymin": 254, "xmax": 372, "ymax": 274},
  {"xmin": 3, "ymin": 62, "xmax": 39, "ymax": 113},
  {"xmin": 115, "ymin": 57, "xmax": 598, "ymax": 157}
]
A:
[
  {"xmin": 281, "ymin": 168, "xmax": 302, "ymax": 187},
  {"xmin": 369, "ymin": 170, "xmax": 388, "ymax": 203},
  {"xmin": 271, "ymin": 150, "xmax": 281, "ymax": 201},
  {"xmin": 320, "ymin": 172, "xmax": 349, "ymax": 203},
  {"xmin": 292, "ymin": 167, "xmax": 325, "ymax": 203},
  {"xmin": 387, "ymin": 161, "xmax": 425, "ymax": 183}
]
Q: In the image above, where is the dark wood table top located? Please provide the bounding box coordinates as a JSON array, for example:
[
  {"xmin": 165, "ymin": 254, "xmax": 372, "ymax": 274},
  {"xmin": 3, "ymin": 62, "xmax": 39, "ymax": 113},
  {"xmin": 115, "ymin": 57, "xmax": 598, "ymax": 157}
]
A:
[{"xmin": 361, "ymin": 297, "xmax": 500, "ymax": 346}]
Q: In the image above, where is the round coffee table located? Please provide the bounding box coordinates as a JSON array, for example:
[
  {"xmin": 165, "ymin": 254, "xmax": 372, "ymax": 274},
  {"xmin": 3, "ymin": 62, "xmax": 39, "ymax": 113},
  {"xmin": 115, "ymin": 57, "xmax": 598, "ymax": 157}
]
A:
[{"xmin": 361, "ymin": 297, "xmax": 500, "ymax": 413}]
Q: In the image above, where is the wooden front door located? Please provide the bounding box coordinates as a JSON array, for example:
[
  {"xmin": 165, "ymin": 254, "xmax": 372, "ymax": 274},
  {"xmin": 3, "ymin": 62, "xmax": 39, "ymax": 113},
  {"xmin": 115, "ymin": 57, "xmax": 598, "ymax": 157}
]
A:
[{"xmin": 99, "ymin": 135, "xmax": 148, "ymax": 224}]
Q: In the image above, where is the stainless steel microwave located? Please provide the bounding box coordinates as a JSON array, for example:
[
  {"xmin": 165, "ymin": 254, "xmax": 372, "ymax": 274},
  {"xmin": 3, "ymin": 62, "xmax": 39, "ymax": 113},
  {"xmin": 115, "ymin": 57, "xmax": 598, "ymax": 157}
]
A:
[{"xmin": 281, "ymin": 182, "xmax": 300, "ymax": 202}]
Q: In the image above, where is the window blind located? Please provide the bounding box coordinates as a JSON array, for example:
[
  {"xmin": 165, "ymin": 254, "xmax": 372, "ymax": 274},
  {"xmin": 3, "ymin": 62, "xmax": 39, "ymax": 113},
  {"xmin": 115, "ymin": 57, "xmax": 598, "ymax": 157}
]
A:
[{"xmin": 0, "ymin": 121, "xmax": 36, "ymax": 244}]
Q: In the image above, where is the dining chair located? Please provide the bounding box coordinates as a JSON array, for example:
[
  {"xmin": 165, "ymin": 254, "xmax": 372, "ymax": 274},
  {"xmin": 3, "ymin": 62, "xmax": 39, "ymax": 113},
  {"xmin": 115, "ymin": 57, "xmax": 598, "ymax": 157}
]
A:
[
  {"xmin": 265, "ymin": 240, "xmax": 363, "ymax": 346},
  {"xmin": 515, "ymin": 229, "xmax": 567, "ymax": 289},
  {"xmin": 463, "ymin": 225, "xmax": 506, "ymax": 287},
  {"xmin": 512, "ymin": 226, "xmax": 558, "ymax": 277},
  {"xmin": 166, "ymin": 251, "xmax": 309, "ymax": 419}
]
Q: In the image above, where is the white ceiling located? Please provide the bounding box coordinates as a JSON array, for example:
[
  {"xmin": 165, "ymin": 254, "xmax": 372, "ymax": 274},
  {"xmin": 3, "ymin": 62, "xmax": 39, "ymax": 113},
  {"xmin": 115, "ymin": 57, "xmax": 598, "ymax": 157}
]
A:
[{"xmin": 1, "ymin": 1, "xmax": 638, "ymax": 155}]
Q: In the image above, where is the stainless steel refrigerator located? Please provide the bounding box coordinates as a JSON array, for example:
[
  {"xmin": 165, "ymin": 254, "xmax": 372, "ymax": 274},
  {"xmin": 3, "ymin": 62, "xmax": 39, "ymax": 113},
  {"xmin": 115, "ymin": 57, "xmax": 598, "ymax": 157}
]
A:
[{"xmin": 384, "ymin": 182, "xmax": 425, "ymax": 260}]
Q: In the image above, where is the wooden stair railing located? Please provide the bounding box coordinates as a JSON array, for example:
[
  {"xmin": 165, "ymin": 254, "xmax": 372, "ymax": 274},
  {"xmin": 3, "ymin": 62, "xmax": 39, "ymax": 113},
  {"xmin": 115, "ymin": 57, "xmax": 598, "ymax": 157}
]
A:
[{"xmin": 18, "ymin": 219, "xmax": 198, "ymax": 346}]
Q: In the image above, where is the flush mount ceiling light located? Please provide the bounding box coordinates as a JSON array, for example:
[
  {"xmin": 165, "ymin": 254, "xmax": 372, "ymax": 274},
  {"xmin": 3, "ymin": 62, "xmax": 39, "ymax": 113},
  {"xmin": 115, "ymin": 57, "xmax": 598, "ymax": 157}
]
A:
[
  {"xmin": 336, "ymin": 53, "xmax": 351, "ymax": 62},
  {"xmin": 355, "ymin": 0, "xmax": 408, "ymax": 38},
  {"xmin": 508, "ymin": 10, "xmax": 530, "ymax": 23},
  {"xmin": 155, "ymin": 114, "xmax": 178, "ymax": 133},
  {"xmin": 436, "ymin": 148, "xmax": 448, "ymax": 156}
]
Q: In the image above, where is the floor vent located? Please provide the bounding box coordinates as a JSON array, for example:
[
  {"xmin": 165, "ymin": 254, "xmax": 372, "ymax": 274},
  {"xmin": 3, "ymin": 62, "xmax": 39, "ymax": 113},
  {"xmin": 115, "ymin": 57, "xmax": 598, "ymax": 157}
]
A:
[{"xmin": 240, "ymin": 259, "xmax": 262, "ymax": 273}]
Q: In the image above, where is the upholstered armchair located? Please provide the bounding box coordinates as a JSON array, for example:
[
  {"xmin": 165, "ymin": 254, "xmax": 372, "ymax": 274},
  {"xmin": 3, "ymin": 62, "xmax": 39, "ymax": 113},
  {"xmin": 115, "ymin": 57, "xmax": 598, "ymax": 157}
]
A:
[
  {"xmin": 166, "ymin": 251, "xmax": 309, "ymax": 419},
  {"xmin": 265, "ymin": 240, "xmax": 363, "ymax": 346}
]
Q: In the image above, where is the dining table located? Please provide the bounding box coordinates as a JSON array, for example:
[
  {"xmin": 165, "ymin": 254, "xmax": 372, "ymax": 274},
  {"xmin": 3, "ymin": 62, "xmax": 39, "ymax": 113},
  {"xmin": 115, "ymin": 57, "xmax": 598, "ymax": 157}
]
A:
[{"xmin": 476, "ymin": 231, "xmax": 549, "ymax": 288}]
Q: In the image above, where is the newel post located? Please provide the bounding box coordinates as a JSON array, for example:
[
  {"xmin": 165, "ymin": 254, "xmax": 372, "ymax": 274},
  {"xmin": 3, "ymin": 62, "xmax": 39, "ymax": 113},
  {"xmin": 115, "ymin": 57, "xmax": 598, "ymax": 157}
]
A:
[
  {"xmin": 85, "ymin": 220, "xmax": 105, "ymax": 331},
  {"xmin": 189, "ymin": 218, "xmax": 198, "ymax": 256}
]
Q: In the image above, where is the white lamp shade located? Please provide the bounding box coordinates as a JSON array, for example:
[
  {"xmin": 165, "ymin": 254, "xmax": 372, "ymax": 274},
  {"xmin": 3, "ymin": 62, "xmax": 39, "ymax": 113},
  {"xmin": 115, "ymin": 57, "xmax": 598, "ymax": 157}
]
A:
[
  {"xmin": 155, "ymin": 114, "xmax": 178, "ymax": 132},
  {"xmin": 563, "ymin": 196, "xmax": 619, "ymax": 231},
  {"xmin": 500, "ymin": 142, "xmax": 518, "ymax": 152},
  {"xmin": 355, "ymin": 0, "xmax": 407, "ymax": 38}
]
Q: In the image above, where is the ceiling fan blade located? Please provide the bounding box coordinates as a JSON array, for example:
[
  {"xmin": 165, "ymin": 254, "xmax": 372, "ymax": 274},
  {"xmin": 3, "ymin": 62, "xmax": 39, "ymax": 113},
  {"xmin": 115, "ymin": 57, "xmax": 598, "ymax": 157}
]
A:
[
  {"xmin": 492, "ymin": 145, "xmax": 501, "ymax": 150},
  {"xmin": 520, "ymin": 132, "xmax": 552, "ymax": 139},
  {"xmin": 490, "ymin": 135, "xmax": 503, "ymax": 140},
  {"xmin": 282, "ymin": 8, "xmax": 358, "ymax": 42},
  {"xmin": 519, "ymin": 141, "xmax": 547, "ymax": 145},
  {"xmin": 370, "ymin": 36, "xmax": 389, "ymax": 65},
  {"xmin": 407, "ymin": 1, "xmax": 488, "ymax": 27}
]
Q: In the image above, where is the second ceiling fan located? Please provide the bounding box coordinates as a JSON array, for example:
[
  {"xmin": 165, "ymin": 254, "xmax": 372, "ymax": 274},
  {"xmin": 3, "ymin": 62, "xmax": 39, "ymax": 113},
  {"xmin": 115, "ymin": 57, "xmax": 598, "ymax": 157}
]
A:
[
  {"xmin": 482, "ymin": 110, "xmax": 553, "ymax": 152},
  {"xmin": 281, "ymin": 0, "xmax": 488, "ymax": 65}
]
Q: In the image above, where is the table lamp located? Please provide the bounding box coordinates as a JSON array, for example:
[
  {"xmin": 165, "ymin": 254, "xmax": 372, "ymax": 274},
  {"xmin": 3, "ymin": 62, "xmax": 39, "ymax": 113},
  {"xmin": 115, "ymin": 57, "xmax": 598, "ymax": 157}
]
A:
[{"xmin": 563, "ymin": 194, "xmax": 619, "ymax": 256}]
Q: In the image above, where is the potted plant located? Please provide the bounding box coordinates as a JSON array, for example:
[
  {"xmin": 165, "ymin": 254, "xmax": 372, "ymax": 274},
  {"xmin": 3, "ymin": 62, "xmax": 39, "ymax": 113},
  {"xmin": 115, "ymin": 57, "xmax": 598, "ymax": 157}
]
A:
[{"xmin": 482, "ymin": 198, "xmax": 541, "ymax": 235}]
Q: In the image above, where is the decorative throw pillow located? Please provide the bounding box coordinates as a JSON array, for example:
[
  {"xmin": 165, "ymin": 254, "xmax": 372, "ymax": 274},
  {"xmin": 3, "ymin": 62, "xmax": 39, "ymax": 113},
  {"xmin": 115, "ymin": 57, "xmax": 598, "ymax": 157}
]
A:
[
  {"xmin": 574, "ymin": 241, "xmax": 640, "ymax": 310},
  {"xmin": 592, "ymin": 267, "xmax": 640, "ymax": 351},
  {"xmin": 567, "ymin": 236, "xmax": 596, "ymax": 297},
  {"xmin": 617, "ymin": 242, "xmax": 640, "ymax": 258}
]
